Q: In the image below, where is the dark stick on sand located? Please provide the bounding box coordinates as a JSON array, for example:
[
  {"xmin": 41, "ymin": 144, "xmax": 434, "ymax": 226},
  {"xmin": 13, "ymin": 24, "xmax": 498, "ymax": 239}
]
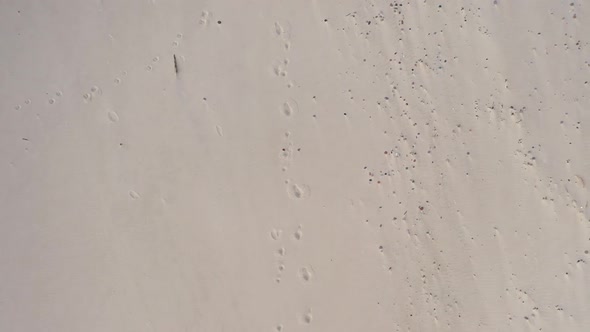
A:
[{"xmin": 173, "ymin": 54, "xmax": 179, "ymax": 74}]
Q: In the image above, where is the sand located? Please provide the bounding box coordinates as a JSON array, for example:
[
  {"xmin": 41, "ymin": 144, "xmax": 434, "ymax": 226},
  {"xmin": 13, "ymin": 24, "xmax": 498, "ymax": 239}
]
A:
[{"xmin": 1, "ymin": 1, "xmax": 589, "ymax": 331}]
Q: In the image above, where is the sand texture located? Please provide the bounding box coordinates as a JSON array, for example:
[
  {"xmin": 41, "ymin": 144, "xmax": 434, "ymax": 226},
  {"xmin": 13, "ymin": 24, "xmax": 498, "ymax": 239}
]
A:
[{"xmin": 1, "ymin": 1, "xmax": 589, "ymax": 331}]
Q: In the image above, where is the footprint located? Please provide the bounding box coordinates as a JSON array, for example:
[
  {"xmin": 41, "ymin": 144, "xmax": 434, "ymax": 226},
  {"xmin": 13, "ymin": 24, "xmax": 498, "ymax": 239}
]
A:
[
  {"xmin": 294, "ymin": 226, "xmax": 302, "ymax": 240},
  {"xmin": 274, "ymin": 21, "xmax": 291, "ymax": 41},
  {"xmin": 273, "ymin": 64, "xmax": 287, "ymax": 77},
  {"xmin": 91, "ymin": 86, "xmax": 101, "ymax": 95},
  {"xmin": 274, "ymin": 22, "xmax": 284, "ymax": 36},
  {"xmin": 574, "ymin": 175, "xmax": 585, "ymax": 188},
  {"xmin": 287, "ymin": 183, "xmax": 310, "ymax": 200},
  {"xmin": 270, "ymin": 229, "xmax": 282, "ymax": 240},
  {"xmin": 302, "ymin": 310, "xmax": 313, "ymax": 324},
  {"xmin": 84, "ymin": 86, "xmax": 101, "ymax": 102},
  {"xmin": 281, "ymin": 102, "xmax": 292, "ymax": 116},
  {"xmin": 279, "ymin": 147, "xmax": 293, "ymax": 161},
  {"xmin": 299, "ymin": 266, "xmax": 312, "ymax": 282},
  {"xmin": 200, "ymin": 10, "xmax": 210, "ymax": 25},
  {"xmin": 281, "ymin": 99, "xmax": 298, "ymax": 117},
  {"xmin": 108, "ymin": 111, "xmax": 119, "ymax": 122}
]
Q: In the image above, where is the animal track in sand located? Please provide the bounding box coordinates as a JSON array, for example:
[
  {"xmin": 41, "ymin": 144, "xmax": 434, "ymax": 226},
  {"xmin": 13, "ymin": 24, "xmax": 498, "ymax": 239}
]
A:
[
  {"xmin": 299, "ymin": 266, "xmax": 312, "ymax": 282},
  {"xmin": 270, "ymin": 229, "xmax": 282, "ymax": 240},
  {"xmin": 287, "ymin": 183, "xmax": 310, "ymax": 200},
  {"xmin": 294, "ymin": 226, "xmax": 303, "ymax": 240},
  {"xmin": 274, "ymin": 21, "xmax": 292, "ymax": 41},
  {"xmin": 281, "ymin": 99, "xmax": 298, "ymax": 117}
]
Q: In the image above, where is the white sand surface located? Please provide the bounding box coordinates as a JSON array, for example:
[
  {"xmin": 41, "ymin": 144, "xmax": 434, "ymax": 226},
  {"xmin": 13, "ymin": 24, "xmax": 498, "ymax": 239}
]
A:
[{"xmin": 1, "ymin": 1, "xmax": 589, "ymax": 331}]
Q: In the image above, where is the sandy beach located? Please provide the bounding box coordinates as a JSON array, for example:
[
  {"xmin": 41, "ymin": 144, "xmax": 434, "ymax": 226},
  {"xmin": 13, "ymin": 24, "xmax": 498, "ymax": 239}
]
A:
[{"xmin": 1, "ymin": 1, "xmax": 589, "ymax": 331}]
